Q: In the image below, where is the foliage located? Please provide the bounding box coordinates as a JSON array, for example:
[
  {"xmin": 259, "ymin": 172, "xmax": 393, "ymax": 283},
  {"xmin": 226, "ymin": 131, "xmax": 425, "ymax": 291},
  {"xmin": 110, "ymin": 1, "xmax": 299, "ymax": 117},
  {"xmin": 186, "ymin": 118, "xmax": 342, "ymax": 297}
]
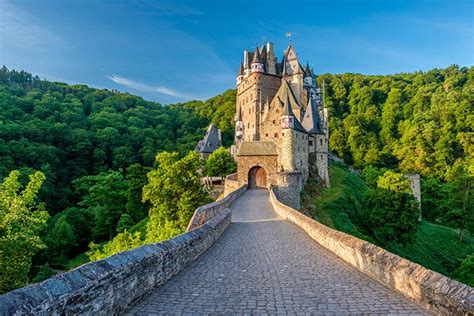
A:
[
  {"xmin": 442, "ymin": 169, "xmax": 473, "ymax": 241},
  {"xmin": 88, "ymin": 230, "xmax": 143, "ymax": 261},
  {"xmin": 204, "ymin": 147, "xmax": 236, "ymax": 179},
  {"xmin": 44, "ymin": 215, "xmax": 76, "ymax": 264},
  {"xmin": 376, "ymin": 170, "xmax": 412, "ymax": 194},
  {"xmin": 125, "ymin": 163, "xmax": 150, "ymax": 223},
  {"xmin": 456, "ymin": 254, "xmax": 474, "ymax": 286},
  {"xmin": 73, "ymin": 170, "xmax": 128, "ymax": 241},
  {"xmin": 388, "ymin": 221, "xmax": 473, "ymax": 284},
  {"xmin": 361, "ymin": 165, "xmax": 388, "ymax": 188},
  {"xmin": 421, "ymin": 177, "xmax": 451, "ymax": 222},
  {"xmin": 0, "ymin": 170, "xmax": 49, "ymax": 293},
  {"xmin": 0, "ymin": 66, "xmax": 217, "ymax": 214},
  {"xmin": 305, "ymin": 164, "xmax": 473, "ymax": 285},
  {"xmin": 143, "ymin": 151, "xmax": 211, "ymax": 242},
  {"xmin": 117, "ymin": 213, "xmax": 135, "ymax": 233},
  {"xmin": 301, "ymin": 163, "xmax": 370, "ymax": 240},
  {"xmin": 360, "ymin": 188, "xmax": 419, "ymax": 245},
  {"xmin": 32, "ymin": 264, "xmax": 56, "ymax": 283},
  {"xmin": 320, "ymin": 65, "xmax": 472, "ymax": 180}
]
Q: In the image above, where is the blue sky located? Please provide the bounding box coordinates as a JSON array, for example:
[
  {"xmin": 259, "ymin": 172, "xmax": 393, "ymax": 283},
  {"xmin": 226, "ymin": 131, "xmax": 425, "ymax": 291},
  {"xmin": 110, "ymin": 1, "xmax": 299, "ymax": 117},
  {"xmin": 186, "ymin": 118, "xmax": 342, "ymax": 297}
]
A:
[{"xmin": 1, "ymin": 0, "xmax": 473, "ymax": 104}]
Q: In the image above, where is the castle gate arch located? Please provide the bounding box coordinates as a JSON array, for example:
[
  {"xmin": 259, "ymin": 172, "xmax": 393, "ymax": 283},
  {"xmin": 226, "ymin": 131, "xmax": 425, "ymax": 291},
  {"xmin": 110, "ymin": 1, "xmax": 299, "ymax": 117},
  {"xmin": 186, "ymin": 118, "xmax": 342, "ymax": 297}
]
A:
[{"xmin": 248, "ymin": 166, "xmax": 267, "ymax": 189}]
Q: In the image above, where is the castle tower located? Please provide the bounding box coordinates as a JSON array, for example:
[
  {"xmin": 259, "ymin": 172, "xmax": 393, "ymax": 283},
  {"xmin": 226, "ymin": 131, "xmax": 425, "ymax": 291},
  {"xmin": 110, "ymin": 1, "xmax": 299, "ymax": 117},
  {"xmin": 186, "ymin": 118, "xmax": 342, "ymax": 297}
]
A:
[
  {"xmin": 281, "ymin": 44, "xmax": 306, "ymax": 107},
  {"xmin": 236, "ymin": 62, "xmax": 244, "ymax": 85}
]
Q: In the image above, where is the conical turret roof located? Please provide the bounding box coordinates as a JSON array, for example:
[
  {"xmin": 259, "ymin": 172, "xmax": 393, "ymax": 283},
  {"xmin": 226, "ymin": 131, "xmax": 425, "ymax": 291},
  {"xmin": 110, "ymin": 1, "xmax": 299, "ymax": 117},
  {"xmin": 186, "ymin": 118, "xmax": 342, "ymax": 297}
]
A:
[
  {"xmin": 237, "ymin": 61, "xmax": 244, "ymax": 76},
  {"xmin": 252, "ymin": 45, "xmax": 263, "ymax": 64},
  {"xmin": 304, "ymin": 61, "xmax": 312, "ymax": 78}
]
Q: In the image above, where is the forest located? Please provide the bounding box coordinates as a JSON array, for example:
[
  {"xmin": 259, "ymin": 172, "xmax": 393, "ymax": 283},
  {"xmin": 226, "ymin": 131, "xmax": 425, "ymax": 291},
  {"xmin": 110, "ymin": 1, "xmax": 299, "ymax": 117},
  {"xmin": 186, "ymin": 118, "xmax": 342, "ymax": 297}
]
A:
[{"xmin": 0, "ymin": 65, "xmax": 472, "ymax": 292}]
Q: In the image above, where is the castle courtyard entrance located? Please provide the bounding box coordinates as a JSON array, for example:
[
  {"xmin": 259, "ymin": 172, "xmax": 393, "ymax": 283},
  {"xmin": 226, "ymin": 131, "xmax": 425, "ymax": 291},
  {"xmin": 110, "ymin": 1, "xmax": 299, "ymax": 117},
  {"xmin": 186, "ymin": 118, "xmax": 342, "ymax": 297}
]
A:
[{"xmin": 248, "ymin": 166, "xmax": 267, "ymax": 189}]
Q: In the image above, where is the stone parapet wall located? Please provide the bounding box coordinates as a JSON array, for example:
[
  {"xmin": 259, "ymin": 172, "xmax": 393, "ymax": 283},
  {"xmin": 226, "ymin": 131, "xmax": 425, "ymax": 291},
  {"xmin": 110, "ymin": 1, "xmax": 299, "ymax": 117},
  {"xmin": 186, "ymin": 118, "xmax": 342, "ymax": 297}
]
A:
[
  {"xmin": 269, "ymin": 188, "xmax": 473, "ymax": 315},
  {"xmin": 187, "ymin": 184, "xmax": 246, "ymax": 231},
  {"xmin": 0, "ymin": 208, "xmax": 232, "ymax": 316},
  {"xmin": 224, "ymin": 173, "xmax": 239, "ymax": 195}
]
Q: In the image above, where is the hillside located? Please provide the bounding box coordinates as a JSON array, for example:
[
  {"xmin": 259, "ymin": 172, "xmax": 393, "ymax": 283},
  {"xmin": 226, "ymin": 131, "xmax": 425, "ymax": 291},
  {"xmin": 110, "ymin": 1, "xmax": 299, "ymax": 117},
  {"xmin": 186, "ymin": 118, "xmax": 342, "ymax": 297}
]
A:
[
  {"xmin": 1, "ymin": 65, "xmax": 472, "ymax": 291},
  {"xmin": 302, "ymin": 162, "xmax": 473, "ymax": 285}
]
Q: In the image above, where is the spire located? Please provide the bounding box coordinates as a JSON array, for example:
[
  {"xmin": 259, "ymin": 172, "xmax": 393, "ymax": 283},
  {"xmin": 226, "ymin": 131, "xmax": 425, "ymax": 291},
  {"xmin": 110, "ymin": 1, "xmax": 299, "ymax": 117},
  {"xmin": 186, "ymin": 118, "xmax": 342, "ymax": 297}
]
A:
[
  {"xmin": 282, "ymin": 92, "xmax": 294, "ymax": 117},
  {"xmin": 281, "ymin": 56, "xmax": 287, "ymax": 76},
  {"xmin": 304, "ymin": 61, "xmax": 312, "ymax": 78},
  {"xmin": 238, "ymin": 61, "xmax": 244, "ymax": 76},
  {"xmin": 260, "ymin": 45, "xmax": 267, "ymax": 62},
  {"xmin": 302, "ymin": 97, "xmax": 324, "ymax": 134},
  {"xmin": 252, "ymin": 45, "xmax": 263, "ymax": 64}
]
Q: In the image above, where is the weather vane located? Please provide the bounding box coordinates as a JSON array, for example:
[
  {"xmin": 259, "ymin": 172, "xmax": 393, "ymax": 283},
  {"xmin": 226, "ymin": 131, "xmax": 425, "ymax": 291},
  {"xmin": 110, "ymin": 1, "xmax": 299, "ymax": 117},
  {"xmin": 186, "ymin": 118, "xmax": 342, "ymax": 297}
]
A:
[{"xmin": 286, "ymin": 32, "xmax": 293, "ymax": 43}]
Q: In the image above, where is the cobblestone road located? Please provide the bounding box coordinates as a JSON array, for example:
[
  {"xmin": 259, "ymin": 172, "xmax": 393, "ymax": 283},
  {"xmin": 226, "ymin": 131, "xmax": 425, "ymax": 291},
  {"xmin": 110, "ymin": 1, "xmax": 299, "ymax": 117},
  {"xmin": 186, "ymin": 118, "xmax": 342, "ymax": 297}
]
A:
[{"xmin": 126, "ymin": 190, "xmax": 429, "ymax": 315}]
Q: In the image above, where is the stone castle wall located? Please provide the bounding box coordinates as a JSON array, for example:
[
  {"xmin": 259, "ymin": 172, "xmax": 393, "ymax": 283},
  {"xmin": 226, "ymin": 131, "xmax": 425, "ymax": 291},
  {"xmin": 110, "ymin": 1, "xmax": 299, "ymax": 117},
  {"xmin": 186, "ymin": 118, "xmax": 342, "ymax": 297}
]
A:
[
  {"xmin": 268, "ymin": 188, "xmax": 473, "ymax": 315},
  {"xmin": 0, "ymin": 194, "xmax": 240, "ymax": 315},
  {"xmin": 274, "ymin": 172, "xmax": 302, "ymax": 209},
  {"xmin": 237, "ymin": 155, "xmax": 278, "ymax": 187}
]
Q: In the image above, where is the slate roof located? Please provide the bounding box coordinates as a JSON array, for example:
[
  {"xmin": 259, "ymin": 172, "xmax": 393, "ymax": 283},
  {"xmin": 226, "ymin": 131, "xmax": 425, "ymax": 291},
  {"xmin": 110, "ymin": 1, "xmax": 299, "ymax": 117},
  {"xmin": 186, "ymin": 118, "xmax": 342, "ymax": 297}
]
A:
[
  {"xmin": 195, "ymin": 124, "xmax": 222, "ymax": 153},
  {"xmin": 302, "ymin": 97, "xmax": 324, "ymax": 134},
  {"xmin": 237, "ymin": 62, "xmax": 244, "ymax": 76},
  {"xmin": 237, "ymin": 141, "xmax": 278, "ymax": 156},
  {"xmin": 271, "ymin": 81, "xmax": 307, "ymax": 133}
]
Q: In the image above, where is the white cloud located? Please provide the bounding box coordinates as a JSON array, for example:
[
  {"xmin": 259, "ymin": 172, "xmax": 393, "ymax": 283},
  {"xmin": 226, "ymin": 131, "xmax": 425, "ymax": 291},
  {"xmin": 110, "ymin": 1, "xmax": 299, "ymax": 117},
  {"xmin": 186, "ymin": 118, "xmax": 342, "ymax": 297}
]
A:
[
  {"xmin": 107, "ymin": 75, "xmax": 189, "ymax": 99},
  {"xmin": 0, "ymin": 1, "xmax": 67, "ymax": 50}
]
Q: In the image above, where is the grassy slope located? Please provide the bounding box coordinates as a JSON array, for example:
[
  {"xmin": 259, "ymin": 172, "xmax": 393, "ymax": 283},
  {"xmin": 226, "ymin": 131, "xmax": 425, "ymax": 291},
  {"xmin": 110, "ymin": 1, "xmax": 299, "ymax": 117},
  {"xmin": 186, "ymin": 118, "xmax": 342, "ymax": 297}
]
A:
[{"xmin": 303, "ymin": 162, "xmax": 473, "ymax": 284}]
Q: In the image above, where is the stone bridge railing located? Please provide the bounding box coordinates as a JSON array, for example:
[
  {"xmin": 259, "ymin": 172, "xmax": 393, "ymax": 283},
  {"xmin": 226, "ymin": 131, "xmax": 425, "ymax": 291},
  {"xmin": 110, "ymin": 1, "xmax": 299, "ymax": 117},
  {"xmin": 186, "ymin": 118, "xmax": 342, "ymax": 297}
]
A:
[
  {"xmin": 0, "ymin": 187, "xmax": 246, "ymax": 315},
  {"xmin": 187, "ymin": 183, "xmax": 246, "ymax": 231},
  {"xmin": 269, "ymin": 187, "xmax": 473, "ymax": 315}
]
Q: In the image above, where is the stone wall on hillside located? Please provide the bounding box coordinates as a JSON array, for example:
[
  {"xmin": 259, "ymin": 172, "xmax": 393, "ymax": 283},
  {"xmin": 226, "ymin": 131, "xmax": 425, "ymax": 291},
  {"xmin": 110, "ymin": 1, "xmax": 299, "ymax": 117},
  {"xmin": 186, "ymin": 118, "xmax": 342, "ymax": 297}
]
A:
[
  {"xmin": 0, "ymin": 209, "xmax": 232, "ymax": 316},
  {"xmin": 268, "ymin": 187, "xmax": 474, "ymax": 315}
]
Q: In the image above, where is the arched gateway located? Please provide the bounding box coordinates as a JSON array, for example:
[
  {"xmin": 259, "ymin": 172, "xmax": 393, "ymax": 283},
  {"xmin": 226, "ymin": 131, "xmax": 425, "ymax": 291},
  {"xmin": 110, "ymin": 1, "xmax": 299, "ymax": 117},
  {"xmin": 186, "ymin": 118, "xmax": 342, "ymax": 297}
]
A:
[{"xmin": 248, "ymin": 166, "xmax": 267, "ymax": 189}]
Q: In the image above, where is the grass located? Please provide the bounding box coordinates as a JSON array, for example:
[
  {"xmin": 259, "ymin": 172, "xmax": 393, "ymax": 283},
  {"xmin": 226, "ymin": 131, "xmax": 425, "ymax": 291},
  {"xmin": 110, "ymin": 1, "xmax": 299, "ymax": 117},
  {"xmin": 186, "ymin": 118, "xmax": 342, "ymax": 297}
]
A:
[
  {"xmin": 303, "ymin": 161, "xmax": 474, "ymax": 285},
  {"xmin": 388, "ymin": 221, "xmax": 474, "ymax": 278},
  {"xmin": 302, "ymin": 162, "xmax": 370, "ymax": 241}
]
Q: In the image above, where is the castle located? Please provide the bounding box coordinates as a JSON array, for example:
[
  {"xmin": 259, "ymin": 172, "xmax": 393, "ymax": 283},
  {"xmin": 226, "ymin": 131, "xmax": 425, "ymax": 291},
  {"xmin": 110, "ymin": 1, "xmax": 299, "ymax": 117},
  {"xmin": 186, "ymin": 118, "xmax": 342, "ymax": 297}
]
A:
[{"xmin": 231, "ymin": 42, "xmax": 330, "ymax": 208}]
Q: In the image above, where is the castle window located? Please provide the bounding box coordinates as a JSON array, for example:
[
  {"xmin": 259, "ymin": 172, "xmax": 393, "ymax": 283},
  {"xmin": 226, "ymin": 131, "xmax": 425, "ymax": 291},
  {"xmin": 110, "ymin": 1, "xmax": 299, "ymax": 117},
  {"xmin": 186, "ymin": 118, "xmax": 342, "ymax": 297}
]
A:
[
  {"xmin": 282, "ymin": 132, "xmax": 285, "ymax": 136},
  {"xmin": 247, "ymin": 123, "xmax": 250, "ymax": 128},
  {"xmin": 320, "ymin": 139, "xmax": 323, "ymax": 146},
  {"xmin": 272, "ymin": 120, "xmax": 275, "ymax": 125},
  {"xmin": 309, "ymin": 140, "xmax": 313, "ymax": 146},
  {"xmin": 274, "ymin": 133, "xmax": 278, "ymax": 138},
  {"xmin": 265, "ymin": 133, "xmax": 268, "ymax": 137},
  {"xmin": 321, "ymin": 155, "xmax": 324, "ymax": 159}
]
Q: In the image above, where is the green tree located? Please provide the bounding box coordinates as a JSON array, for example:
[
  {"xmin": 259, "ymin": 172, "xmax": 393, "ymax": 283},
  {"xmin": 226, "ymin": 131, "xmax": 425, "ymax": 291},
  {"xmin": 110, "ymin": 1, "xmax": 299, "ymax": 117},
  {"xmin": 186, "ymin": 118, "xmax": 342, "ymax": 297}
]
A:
[
  {"xmin": 443, "ymin": 171, "xmax": 473, "ymax": 241},
  {"xmin": 360, "ymin": 188, "xmax": 419, "ymax": 245},
  {"xmin": 0, "ymin": 170, "xmax": 49, "ymax": 293},
  {"xmin": 45, "ymin": 215, "xmax": 76, "ymax": 264},
  {"xmin": 73, "ymin": 171, "xmax": 128, "ymax": 241},
  {"xmin": 125, "ymin": 163, "xmax": 150, "ymax": 223},
  {"xmin": 204, "ymin": 147, "xmax": 236, "ymax": 180},
  {"xmin": 456, "ymin": 254, "xmax": 474, "ymax": 286},
  {"xmin": 143, "ymin": 151, "xmax": 211, "ymax": 243},
  {"xmin": 116, "ymin": 213, "xmax": 134, "ymax": 233},
  {"xmin": 377, "ymin": 170, "xmax": 411, "ymax": 193}
]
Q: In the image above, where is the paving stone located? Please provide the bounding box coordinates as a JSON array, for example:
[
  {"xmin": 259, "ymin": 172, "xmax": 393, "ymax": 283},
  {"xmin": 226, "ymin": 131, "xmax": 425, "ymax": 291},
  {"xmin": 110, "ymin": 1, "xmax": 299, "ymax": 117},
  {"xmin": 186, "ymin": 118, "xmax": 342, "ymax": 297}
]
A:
[{"xmin": 125, "ymin": 190, "xmax": 430, "ymax": 315}]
